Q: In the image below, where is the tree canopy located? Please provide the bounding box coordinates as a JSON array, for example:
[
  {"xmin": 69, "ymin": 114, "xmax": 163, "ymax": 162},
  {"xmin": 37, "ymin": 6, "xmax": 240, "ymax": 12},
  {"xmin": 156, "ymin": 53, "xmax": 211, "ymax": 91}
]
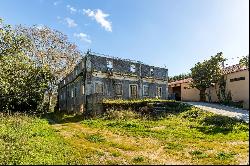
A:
[
  {"xmin": 168, "ymin": 73, "xmax": 191, "ymax": 82},
  {"xmin": 239, "ymin": 55, "xmax": 249, "ymax": 69},
  {"xmin": 190, "ymin": 52, "xmax": 226, "ymax": 101},
  {"xmin": 16, "ymin": 25, "xmax": 82, "ymax": 92},
  {"xmin": 15, "ymin": 25, "xmax": 83, "ymax": 111},
  {"xmin": 0, "ymin": 19, "xmax": 52, "ymax": 113}
]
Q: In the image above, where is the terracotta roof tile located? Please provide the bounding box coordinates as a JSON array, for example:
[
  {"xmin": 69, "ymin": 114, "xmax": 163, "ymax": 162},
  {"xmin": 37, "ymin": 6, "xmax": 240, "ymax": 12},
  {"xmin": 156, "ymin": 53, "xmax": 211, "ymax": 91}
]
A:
[
  {"xmin": 168, "ymin": 64, "xmax": 248, "ymax": 86},
  {"xmin": 222, "ymin": 64, "xmax": 248, "ymax": 74},
  {"xmin": 168, "ymin": 78, "xmax": 193, "ymax": 86}
]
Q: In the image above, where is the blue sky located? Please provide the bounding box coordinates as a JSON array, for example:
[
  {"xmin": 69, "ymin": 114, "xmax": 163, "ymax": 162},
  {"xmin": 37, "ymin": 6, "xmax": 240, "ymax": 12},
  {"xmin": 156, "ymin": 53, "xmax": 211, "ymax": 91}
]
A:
[{"xmin": 0, "ymin": 0, "xmax": 249, "ymax": 76}]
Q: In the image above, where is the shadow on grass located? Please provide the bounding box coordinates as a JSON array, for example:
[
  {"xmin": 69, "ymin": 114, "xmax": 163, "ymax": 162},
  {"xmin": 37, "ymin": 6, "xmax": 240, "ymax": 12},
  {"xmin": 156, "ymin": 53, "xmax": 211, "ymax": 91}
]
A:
[
  {"xmin": 41, "ymin": 111, "xmax": 86, "ymax": 124},
  {"xmin": 195, "ymin": 114, "xmax": 245, "ymax": 135},
  {"xmin": 149, "ymin": 103, "xmax": 194, "ymax": 120}
]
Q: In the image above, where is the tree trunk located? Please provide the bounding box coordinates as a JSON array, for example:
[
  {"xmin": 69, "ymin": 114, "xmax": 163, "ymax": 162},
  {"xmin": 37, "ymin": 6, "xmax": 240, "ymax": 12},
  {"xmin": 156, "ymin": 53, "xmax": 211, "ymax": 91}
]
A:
[
  {"xmin": 48, "ymin": 91, "xmax": 52, "ymax": 113},
  {"xmin": 207, "ymin": 88, "xmax": 211, "ymax": 102},
  {"xmin": 199, "ymin": 89, "xmax": 206, "ymax": 102}
]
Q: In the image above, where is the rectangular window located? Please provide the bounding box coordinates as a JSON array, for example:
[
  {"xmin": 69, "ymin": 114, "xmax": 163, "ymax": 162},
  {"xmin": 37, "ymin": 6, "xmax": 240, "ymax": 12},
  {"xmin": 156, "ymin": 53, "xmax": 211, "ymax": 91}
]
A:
[
  {"xmin": 115, "ymin": 83, "xmax": 123, "ymax": 95},
  {"xmin": 157, "ymin": 87, "xmax": 162, "ymax": 97},
  {"xmin": 143, "ymin": 85, "xmax": 149, "ymax": 96},
  {"xmin": 129, "ymin": 84, "xmax": 138, "ymax": 98},
  {"xmin": 95, "ymin": 82, "xmax": 104, "ymax": 94},
  {"xmin": 230, "ymin": 77, "xmax": 245, "ymax": 82}
]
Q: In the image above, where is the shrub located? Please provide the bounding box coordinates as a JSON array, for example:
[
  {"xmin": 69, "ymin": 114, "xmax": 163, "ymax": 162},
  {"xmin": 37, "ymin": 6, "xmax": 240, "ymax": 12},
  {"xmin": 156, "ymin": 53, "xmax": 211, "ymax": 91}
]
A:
[{"xmin": 102, "ymin": 98, "xmax": 184, "ymax": 116}]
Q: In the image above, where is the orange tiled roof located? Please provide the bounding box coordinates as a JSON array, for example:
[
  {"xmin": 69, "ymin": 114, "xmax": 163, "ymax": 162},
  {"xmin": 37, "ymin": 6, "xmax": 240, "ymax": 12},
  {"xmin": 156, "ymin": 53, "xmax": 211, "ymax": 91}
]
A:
[
  {"xmin": 168, "ymin": 78, "xmax": 193, "ymax": 86},
  {"xmin": 168, "ymin": 64, "xmax": 248, "ymax": 86},
  {"xmin": 222, "ymin": 64, "xmax": 248, "ymax": 75}
]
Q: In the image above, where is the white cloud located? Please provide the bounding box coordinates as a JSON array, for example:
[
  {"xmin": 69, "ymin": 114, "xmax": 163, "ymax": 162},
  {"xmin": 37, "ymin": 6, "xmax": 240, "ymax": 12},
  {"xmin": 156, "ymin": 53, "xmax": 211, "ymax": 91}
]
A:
[
  {"xmin": 73, "ymin": 33, "xmax": 92, "ymax": 43},
  {"xmin": 53, "ymin": 1, "xmax": 61, "ymax": 6},
  {"xmin": 83, "ymin": 9, "xmax": 112, "ymax": 32},
  {"xmin": 65, "ymin": 17, "xmax": 77, "ymax": 28},
  {"xmin": 67, "ymin": 5, "xmax": 77, "ymax": 14}
]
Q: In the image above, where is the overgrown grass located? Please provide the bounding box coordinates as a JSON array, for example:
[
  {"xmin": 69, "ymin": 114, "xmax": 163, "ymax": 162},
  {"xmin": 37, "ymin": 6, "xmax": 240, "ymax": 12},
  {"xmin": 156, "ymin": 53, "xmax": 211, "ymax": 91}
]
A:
[
  {"xmin": 0, "ymin": 113, "xmax": 82, "ymax": 165},
  {"xmin": 78, "ymin": 107, "xmax": 249, "ymax": 164},
  {"xmin": 1, "ymin": 103, "xmax": 249, "ymax": 165}
]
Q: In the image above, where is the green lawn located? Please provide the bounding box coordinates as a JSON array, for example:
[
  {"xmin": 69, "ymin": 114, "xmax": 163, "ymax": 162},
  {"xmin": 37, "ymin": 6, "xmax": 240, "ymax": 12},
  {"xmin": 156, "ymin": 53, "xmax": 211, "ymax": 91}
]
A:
[{"xmin": 0, "ymin": 106, "xmax": 249, "ymax": 165}]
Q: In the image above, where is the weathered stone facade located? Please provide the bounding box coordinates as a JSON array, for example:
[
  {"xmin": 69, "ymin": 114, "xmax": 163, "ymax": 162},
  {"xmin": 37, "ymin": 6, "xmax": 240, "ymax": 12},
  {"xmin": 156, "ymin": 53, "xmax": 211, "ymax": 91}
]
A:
[{"xmin": 58, "ymin": 51, "xmax": 168, "ymax": 114}]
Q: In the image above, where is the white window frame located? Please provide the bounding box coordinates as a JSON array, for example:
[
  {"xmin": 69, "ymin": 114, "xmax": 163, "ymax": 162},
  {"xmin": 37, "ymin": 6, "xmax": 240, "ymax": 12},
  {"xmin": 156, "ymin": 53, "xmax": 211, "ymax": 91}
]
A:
[
  {"xmin": 143, "ymin": 85, "xmax": 149, "ymax": 96},
  {"xmin": 114, "ymin": 83, "xmax": 123, "ymax": 96},
  {"xmin": 129, "ymin": 84, "xmax": 138, "ymax": 98}
]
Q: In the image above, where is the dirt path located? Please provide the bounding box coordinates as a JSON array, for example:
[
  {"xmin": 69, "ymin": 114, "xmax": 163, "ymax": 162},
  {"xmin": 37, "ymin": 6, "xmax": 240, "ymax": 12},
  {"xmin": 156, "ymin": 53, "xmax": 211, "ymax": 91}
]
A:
[
  {"xmin": 51, "ymin": 122, "xmax": 186, "ymax": 165},
  {"xmin": 185, "ymin": 102, "xmax": 249, "ymax": 123}
]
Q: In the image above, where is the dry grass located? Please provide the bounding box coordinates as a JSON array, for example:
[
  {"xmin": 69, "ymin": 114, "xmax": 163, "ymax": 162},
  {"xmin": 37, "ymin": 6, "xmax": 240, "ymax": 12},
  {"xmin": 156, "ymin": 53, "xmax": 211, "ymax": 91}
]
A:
[
  {"xmin": 53, "ymin": 122, "xmax": 187, "ymax": 165},
  {"xmin": 1, "ymin": 105, "xmax": 248, "ymax": 165},
  {"xmin": 49, "ymin": 108, "xmax": 249, "ymax": 165}
]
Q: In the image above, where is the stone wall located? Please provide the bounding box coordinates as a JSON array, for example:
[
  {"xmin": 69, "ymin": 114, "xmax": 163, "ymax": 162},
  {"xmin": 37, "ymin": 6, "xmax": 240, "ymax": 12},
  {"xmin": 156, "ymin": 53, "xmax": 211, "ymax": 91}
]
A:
[{"xmin": 58, "ymin": 52, "xmax": 168, "ymax": 114}]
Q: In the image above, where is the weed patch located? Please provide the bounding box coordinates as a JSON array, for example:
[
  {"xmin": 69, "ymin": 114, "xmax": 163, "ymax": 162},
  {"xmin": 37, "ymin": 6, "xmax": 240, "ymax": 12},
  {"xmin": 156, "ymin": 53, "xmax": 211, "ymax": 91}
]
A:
[
  {"xmin": 165, "ymin": 142, "xmax": 185, "ymax": 150},
  {"xmin": 85, "ymin": 134, "xmax": 106, "ymax": 143},
  {"xmin": 189, "ymin": 150, "xmax": 208, "ymax": 159},
  {"xmin": 216, "ymin": 152, "xmax": 235, "ymax": 160},
  {"xmin": 132, "ymin": 156, "xmax": 145, "ymax": 163}
]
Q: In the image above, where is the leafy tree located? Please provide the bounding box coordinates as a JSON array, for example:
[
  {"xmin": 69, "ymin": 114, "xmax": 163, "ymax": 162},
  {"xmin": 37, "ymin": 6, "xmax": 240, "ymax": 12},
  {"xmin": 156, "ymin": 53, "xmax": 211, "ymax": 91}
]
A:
[
  {"xmin": 168, "ymin": 73, "xmax": 191, "ymax": 82},
  {"xmin": 0, "ymin": 18, "xmax": 52, "ymax": 113},
  {"xmin": 190, "ymin": 52, "xmax": 226, "ymax": 101},
  {"xmin": 16, "ymin": 25, "xmax": 82, "ymax": 111},
  {"xmin": 0, "ymin": 18, "xmax": 30, "ymax": 58},
  {"xmin": 239, "ymin": 55, "xmax": 249, "ymax": 69}
]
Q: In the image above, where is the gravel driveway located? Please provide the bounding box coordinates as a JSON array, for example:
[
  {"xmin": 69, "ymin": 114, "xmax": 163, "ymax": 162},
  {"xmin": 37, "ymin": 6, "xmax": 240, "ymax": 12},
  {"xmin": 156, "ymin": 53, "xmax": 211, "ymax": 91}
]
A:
[{"xmin": 185, "ymin": 102, "xmax": 249, "ymax": 123}]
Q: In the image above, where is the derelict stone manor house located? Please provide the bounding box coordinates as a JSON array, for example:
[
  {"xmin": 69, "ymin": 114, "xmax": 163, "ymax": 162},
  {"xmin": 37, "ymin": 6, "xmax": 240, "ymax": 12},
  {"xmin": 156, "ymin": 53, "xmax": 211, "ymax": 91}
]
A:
[{"xmin": 58, "ymin": 51, "xmax": 168, "ymax": 113}]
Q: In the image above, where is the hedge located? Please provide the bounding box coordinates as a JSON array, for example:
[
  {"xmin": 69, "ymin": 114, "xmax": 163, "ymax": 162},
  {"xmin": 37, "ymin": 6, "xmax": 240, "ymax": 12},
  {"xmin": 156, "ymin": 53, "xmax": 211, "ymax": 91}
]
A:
[{"xmin": 102, "ymin": 98, "xmax": 186, "ymax": 114}]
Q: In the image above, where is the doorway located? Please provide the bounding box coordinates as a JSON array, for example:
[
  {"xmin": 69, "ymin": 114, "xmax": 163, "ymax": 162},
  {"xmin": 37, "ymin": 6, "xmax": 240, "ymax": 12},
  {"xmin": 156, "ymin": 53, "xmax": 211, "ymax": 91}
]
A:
[
  {"xmin": 129, "ymin": 84, "xmax": 138, "ymax": 99},
  {"xmin": 172, "ymin": 86, "xmax": 181, "ymax": 101}
]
